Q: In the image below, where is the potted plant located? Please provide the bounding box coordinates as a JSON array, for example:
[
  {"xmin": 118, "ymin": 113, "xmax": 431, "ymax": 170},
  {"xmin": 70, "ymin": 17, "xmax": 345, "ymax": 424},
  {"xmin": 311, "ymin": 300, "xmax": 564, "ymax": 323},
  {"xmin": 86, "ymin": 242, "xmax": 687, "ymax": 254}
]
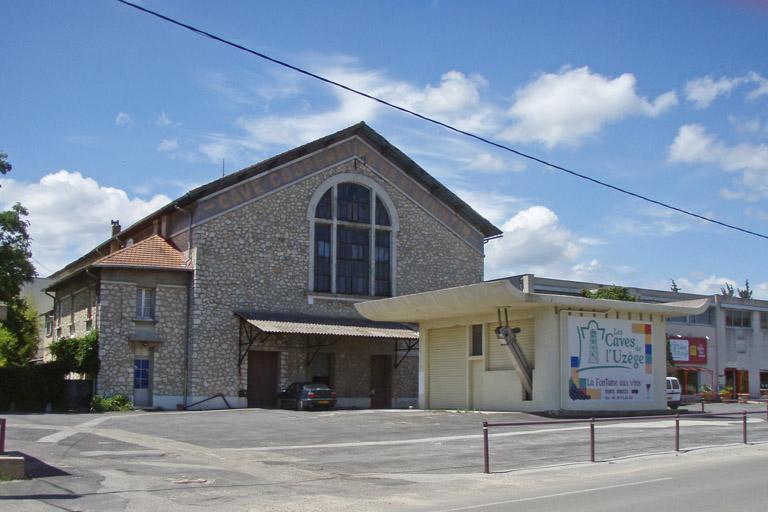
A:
[
  {"xmin": 699, "ymin": 384, "xmax": 713, "ymax": 402},
  {"xmin": 719, "ymin": 385, "xmax": 734, "ymax": 401}
]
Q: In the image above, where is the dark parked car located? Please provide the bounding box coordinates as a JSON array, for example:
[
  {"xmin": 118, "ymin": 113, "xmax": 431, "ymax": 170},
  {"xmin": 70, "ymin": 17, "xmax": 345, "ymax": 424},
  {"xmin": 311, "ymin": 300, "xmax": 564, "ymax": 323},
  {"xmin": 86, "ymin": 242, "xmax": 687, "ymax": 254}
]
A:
[{"xmin": 277, "ymin": 382, "xmax": 337, "ymax": 411}]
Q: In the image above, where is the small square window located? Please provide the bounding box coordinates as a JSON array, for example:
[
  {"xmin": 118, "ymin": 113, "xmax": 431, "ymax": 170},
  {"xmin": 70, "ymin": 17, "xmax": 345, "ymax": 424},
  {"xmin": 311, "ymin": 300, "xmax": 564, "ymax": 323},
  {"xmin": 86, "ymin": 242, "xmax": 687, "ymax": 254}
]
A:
[{"xmin": 470, "ymin": 324, "xmax": 483, "ymax": 356}]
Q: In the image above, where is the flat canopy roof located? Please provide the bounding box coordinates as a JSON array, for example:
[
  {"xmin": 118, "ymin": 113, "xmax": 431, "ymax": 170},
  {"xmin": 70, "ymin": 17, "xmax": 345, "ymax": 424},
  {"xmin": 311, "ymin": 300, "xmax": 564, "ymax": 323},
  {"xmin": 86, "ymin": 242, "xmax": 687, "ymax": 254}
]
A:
[
  {"xmin": 235, "ymin": 311, "xmax": 418, "ymax": 340},
  {"xmin": 355, "ymin": 280, "xmax": 711, "ymax": 323}
]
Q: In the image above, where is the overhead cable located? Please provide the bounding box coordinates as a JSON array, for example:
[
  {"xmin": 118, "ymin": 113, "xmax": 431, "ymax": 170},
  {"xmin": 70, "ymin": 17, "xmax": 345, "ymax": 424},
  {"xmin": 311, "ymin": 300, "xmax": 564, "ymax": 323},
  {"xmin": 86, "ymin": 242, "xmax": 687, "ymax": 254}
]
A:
[{"xmin": 115, "ymin": 0, "xmax": 768, "ymax": 241}]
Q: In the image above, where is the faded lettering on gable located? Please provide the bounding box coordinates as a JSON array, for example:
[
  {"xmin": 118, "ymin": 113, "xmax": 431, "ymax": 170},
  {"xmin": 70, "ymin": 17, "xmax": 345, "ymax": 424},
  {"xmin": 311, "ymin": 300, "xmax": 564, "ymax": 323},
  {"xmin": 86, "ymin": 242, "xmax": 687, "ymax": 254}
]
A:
[{"xmin": 193, "ymin": 138, "xmax": 485, "ymax": 250}]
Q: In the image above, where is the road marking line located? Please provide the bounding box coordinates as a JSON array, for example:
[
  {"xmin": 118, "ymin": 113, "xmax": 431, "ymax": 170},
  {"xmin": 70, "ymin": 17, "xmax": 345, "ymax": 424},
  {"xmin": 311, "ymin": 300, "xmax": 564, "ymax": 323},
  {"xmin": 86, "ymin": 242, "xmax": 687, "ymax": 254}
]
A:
[
  {"xmin": 38, "ymin": 430, "xmax": 80, "ymax": 443},
  {"xmin": 80, "ymin": 450, "xmax": 164, "ymax": 457},
  {"xmin": 431, "ymin": 477, "xmax": 674, "ymax": 511},
  {"xmin": 221, "ymin": 425, "xmax": 589, "ymax": 451}
]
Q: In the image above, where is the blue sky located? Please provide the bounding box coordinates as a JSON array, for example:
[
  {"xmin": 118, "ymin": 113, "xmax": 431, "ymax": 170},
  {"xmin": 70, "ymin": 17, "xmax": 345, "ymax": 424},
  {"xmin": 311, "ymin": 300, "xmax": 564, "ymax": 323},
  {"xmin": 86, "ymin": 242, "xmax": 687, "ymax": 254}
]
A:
[{"xmin": 2, "ymin": 0, "xmax": 768, "ymax": 297}]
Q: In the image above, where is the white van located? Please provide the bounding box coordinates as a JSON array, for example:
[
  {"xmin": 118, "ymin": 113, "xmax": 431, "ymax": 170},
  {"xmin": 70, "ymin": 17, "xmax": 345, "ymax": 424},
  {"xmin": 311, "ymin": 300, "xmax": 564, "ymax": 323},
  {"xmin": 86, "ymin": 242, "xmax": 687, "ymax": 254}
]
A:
[{"xmin": 666, "ymin": 377, "xmax": 682, "ymax": 409}]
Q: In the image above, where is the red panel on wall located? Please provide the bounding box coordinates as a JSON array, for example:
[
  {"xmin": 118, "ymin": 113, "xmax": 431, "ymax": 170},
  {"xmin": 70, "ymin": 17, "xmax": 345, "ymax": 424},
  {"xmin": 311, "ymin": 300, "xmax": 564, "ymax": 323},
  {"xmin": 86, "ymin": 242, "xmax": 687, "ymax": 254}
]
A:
[{"xmin": 670, "ymin": 337, "xmax": 707, "ymax": 364}]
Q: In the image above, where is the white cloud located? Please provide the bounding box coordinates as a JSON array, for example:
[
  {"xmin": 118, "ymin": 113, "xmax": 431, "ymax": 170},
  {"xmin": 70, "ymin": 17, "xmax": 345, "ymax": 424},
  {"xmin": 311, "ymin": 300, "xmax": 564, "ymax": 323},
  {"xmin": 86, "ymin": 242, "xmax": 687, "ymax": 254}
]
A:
[
  {"xmin": 673, "ymin": 275, "xmax": 740, "ymax": 296},
  {"xmin": 155, "ymin": 112, "xmax": 173, "ymax": 127},
  {"xmin": 606, "ymin": 205, "xmax": 696, "ymax": 237},
  {"xmin": 745, "ymin": 71, "xmax": 768, "ymax": 101},
  {"xmin": 684, "ymin": 75, "xmax": 743, "ymax": 109},
  {"xmin": 157, "ymin": 138, "xmax": 179, "ymax": 152},
  {"xmin": 668, "ymin": 124, "xmax": 768, "ymax": 199},
  {"xmin": 484, "ymin": 206, "xmax": 585, "ymax": 278},
  {"xmin": 683, "ymin": 72, "xmax": 768, "ymax": 108},
  {"xmin": 466, "ymin": 153, "xmax": 509, "ymax": 172},
  {"xmin": 453, "ymin": 188, "xmax": 524, "ymax": 225},
  {"xmin": 499, "ymin": 66, "xmax": 677, "ymax": 148},
  {"xmin": 728, "ymin": 116, "xmax": 766, "ymax": 135},
  {"xmin": 0, "ymin": 171, "xmax": 170, "ymax": 274},
  {"xmin": 115, "ymin": 112, "xmax": 132, "ymax": 127}
]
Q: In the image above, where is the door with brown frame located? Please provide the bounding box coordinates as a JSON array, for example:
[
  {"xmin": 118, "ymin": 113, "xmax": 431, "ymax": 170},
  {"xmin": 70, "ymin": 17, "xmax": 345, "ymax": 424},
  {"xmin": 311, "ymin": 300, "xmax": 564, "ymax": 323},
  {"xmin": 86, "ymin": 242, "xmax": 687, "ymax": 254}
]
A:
[
  {"xmin": 370, "ymin": 354, "xmax": 392, "ymax": 409},
  {"xmin": 724, "ymin": 368, "xmax": 749, "ymax": 398},
  {"xmin": 247, "ymin": 351, "xmax": 279, "ymax": 408}
]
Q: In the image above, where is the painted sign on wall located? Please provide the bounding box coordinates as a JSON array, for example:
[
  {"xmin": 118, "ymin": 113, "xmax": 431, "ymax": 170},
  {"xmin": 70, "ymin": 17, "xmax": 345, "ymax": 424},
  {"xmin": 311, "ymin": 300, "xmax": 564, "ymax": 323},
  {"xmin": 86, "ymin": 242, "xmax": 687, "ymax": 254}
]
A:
[
  {"xmin": 669, "ymin": 337, "xmax": 707, "ymax": 364},
  {"xmin": 568, "ymin": 317, "xmax": 654, "ymax": 402}
]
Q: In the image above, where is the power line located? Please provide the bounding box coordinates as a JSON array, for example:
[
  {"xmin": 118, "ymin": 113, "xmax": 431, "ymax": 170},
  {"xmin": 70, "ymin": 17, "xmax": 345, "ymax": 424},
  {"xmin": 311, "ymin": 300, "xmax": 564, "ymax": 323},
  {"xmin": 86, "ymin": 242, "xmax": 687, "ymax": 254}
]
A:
[{"xmin": 116, "ymin": 0, "xmax": 768, "ymax": 241}]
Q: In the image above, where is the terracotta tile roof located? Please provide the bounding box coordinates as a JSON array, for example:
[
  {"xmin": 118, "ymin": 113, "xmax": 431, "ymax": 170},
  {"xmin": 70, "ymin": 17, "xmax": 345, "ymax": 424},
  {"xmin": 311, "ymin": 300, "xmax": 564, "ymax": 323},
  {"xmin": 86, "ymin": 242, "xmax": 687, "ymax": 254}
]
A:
[{"xmin": 94, "ymin": 235, "xmax": 190, "ymax": 271}]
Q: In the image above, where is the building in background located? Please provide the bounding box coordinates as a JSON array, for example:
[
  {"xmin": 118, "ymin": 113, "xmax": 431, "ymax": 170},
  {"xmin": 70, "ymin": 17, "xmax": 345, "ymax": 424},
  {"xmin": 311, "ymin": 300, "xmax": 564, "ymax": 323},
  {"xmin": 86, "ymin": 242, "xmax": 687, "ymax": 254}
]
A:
[
  {"xmin": 44, "ymin": 122, "xmax": 501, "ymax": 410},
  {"xmin": 20, "ymin": 277, "xmax": 53, "ymax": 363},
  {"xmin": 507, "ymin": 275, "xmax": 768, "ymax": 399}
]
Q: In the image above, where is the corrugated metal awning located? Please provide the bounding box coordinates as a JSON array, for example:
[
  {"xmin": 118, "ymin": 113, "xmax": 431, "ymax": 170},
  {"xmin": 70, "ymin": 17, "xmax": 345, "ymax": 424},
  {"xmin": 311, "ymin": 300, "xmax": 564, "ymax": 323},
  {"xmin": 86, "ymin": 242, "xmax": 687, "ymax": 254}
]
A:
[{"xmin": 235, "ymin": 311, "xmax": 418, "ymax": 340}]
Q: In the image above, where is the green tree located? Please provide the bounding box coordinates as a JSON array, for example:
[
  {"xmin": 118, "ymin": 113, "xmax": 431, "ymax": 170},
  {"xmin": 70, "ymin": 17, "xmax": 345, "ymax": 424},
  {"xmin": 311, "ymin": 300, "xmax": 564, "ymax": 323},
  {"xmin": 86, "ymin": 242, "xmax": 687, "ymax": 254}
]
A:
[
  {"xmin": 0, "ymin": 299, "xmax": 39, "ymax": 365},
  {"xmin": 670, "ymin": 279, "xmax": 681, "ymax": 293},
  {"xmin": 0, "ymin": 151, "xmax": 11, "ymax": 176},
  {"xmin": 720, "ymin": 283, "xmax": 735, "ymax": 297},
  {"xmin": 580, "ymin": 286, "xmax": 636, "ymax": 301},
  {"xmin": 737, "ymin": 279, "xmax": 753, "ymax": 299},
  {"xmin": 0, "ymin": 151, "xmax": 38, "ymax": 366}
]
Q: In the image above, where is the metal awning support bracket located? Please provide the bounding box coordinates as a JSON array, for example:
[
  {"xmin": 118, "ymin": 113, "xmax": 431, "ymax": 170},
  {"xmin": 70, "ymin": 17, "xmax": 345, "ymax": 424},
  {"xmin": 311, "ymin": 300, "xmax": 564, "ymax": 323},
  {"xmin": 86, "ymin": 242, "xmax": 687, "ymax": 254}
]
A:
[
  {"xmin": 495, "ymin": 307, "xmax": 534, "ymax": 399},
  {"xmin": 394, "ymin": 339, "xmax": 419, "ymax": 368},
  {"xmin": 305, "ymin": 335, "xmax": 336, "ymax": 366},
  {"xmin": 238, "ymin": 316, "xmax": 274, "ymax": 368}
]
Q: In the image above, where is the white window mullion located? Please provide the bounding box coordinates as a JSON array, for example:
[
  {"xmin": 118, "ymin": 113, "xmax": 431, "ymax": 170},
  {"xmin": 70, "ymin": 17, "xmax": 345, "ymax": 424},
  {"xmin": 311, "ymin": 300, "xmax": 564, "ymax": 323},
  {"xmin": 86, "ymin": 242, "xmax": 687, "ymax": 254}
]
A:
[
  {"xmin": 331, "ymin": 185, "xmax": 338, "ymax": 294},
  {"xmin": 369, "ymin": 190, "xmax": 376, "ymax": 296}
]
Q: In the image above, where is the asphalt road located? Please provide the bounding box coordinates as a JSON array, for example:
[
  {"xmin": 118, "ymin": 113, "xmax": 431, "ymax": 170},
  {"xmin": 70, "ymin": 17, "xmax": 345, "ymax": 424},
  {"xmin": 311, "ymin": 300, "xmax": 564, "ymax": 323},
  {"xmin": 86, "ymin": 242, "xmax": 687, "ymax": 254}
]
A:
[
  {"xmin": 1, "ymin": 403, "xmax": 766, "ymax": 511},
  {"xmin": 422, "ymin": 446, "xmax": 768, "ymax": 512}
]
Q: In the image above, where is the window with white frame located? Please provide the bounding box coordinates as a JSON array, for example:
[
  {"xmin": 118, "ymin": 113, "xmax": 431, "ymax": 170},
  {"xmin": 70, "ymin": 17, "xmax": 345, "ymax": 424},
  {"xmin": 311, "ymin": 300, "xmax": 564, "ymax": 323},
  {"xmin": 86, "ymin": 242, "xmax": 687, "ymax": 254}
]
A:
[
  {"xmin": 45, "ymin": 314, "xmax": 53, "ymax": 337},
  {"xmin": 136, "ymin": 288, "xmax": 155, "ymax": 319},
  {"xmin": 310, "ymin": 178, "xmax": 396, "ymax": 297}
]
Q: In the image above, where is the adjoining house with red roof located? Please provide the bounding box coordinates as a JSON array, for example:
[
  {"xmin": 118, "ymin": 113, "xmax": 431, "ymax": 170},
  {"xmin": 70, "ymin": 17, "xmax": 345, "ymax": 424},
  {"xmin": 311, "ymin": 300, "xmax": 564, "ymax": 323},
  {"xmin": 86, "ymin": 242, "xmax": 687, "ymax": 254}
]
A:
[{"xmin": 44, "ymin": 122, "xmax": 501, "ymax": 410}]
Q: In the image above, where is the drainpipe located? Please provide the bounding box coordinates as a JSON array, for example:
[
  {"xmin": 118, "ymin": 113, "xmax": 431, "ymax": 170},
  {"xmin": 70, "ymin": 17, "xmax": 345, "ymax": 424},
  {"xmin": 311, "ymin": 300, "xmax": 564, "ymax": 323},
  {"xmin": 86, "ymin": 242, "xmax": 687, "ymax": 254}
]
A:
[{"xmin": 174, "ymin": 203, "xmax": 194, "ymax": 407}]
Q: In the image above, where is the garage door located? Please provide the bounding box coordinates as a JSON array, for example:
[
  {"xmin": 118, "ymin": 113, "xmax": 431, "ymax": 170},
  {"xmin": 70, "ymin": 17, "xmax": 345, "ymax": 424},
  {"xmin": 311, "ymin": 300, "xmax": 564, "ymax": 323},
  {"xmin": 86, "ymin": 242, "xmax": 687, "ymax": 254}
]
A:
[{"xmin": 428, "ymin": 326, "xmax": 467, "ymax": 409}]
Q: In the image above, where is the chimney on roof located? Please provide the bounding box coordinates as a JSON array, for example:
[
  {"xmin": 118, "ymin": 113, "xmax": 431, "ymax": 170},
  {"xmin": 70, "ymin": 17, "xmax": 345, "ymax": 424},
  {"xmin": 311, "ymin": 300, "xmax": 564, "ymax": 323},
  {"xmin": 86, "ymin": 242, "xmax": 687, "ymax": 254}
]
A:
[{"xmin": 110, "ymin": 220, "xmax": 122, "ymax": 253}]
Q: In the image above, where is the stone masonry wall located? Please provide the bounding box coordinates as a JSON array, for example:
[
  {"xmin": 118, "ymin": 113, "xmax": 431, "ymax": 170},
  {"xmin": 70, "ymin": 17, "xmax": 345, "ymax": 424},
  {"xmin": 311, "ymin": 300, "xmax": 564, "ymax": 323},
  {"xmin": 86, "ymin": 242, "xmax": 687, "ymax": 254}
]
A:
[
  {"xmin": 240, "ymin": 335, "xmax": 417, "ymax": 404},
  {"xmin": 96, "ymin": 275, "xmax": 188, "ymax": 402},
  {"xmin": 189, "ymin": 156, "xmax": 483, "ymax": 398},
  {"xmin": 97, "ymin": 281, "xmax": 136, "ymax": 397}
]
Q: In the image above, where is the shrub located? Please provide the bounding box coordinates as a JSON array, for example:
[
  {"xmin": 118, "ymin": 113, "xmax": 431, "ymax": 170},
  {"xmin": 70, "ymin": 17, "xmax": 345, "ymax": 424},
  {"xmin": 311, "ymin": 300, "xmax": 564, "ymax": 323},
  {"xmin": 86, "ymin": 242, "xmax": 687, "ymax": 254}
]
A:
[
  {"xmin": 49, "ymin": 330, "xmax": 100, "ymax": 377},
  {"xmin": 0, "ymin": 362, "xmax": 66, "ymax": 411},
  {"xmin": 90, "ymin": 394, "xmax": 133, "ymax": 412}
]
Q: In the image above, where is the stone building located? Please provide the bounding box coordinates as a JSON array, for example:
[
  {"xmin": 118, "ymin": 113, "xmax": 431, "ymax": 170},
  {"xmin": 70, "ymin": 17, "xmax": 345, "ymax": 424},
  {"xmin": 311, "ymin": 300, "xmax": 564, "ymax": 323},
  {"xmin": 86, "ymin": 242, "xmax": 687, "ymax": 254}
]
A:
[{"xmin": 45, "ymin": 122, "xmax": 502, "ymax": 409}]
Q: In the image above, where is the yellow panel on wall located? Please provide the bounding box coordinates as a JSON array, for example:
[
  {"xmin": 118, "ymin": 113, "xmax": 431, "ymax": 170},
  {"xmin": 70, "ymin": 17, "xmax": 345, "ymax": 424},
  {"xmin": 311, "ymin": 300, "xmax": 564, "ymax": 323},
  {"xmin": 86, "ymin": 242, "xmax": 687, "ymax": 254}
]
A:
[{"xmin": 427, "ymin": 326, "xmax": 467, "ymax": 409}]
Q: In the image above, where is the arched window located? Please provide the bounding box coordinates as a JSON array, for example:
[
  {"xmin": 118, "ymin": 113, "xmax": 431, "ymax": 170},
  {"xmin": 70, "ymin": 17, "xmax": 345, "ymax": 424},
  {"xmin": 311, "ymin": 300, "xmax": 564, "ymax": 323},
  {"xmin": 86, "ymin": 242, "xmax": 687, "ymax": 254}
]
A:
[{"xmin": 309, "ymin": 176, "xmax": 396, "ymax": 297}]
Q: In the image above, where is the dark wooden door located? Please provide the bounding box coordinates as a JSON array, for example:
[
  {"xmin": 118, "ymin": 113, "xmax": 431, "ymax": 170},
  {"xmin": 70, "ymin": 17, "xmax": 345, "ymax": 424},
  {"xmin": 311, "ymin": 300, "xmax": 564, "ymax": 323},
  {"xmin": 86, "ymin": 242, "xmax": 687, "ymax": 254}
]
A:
[
  {"xmin": 248, "ymin": 351, "xmax": 279, "ymax": 408},
  {"xmin": 370, "ymin": 355, "xmax": 392, "ymax": 409}
]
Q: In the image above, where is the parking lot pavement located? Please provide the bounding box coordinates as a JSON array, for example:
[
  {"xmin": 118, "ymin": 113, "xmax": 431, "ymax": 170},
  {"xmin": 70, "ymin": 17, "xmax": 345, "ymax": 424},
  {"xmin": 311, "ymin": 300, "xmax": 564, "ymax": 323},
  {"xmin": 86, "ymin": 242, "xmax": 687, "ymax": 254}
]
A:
[{"xmin": 1, "ymin": 404, "xmax": 767, "ymax": 510}]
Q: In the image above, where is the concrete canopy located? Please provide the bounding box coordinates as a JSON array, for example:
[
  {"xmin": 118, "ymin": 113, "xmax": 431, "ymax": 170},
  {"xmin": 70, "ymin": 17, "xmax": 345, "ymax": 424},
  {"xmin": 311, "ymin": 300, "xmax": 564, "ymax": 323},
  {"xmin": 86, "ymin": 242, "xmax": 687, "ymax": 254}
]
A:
[{"xmin": 355, "ymin": 280, "xmax": 711, "ymax": 323}]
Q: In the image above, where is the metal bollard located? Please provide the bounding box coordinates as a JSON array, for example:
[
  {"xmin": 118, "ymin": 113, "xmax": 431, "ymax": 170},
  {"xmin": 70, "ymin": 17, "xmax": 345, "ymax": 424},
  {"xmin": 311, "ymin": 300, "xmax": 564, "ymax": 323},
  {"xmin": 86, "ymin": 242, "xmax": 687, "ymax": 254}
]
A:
[
  {"xmin": 701, "ymin": 400, "xmax": 705, "ymax": 413},
  {"xmin": 483, "ymin": 421, "xmax": 490, "ymax": 474},
  {"xmin": 742, "ymin": 411, "xmax": 747, "ymax": 444},
  {"xmin": 589, "ymin": 417, "xmax": 595, "ymax": 462},
  {"xmin": 675, "ymin": 413, "xmax": 680, "ymax": 452},
  {"xmin": 0, "ymin": 417, "xmax": 5, "ymax": 454}
]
